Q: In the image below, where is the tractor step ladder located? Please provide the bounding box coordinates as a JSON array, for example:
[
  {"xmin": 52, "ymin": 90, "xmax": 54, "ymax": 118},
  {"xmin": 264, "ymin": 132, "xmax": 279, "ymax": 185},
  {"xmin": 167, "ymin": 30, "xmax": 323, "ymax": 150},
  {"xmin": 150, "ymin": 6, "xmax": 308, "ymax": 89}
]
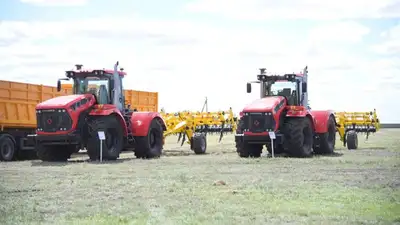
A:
[{"xmin": 123, "ymin": 111, "xmax": 135, "ymax": 144}]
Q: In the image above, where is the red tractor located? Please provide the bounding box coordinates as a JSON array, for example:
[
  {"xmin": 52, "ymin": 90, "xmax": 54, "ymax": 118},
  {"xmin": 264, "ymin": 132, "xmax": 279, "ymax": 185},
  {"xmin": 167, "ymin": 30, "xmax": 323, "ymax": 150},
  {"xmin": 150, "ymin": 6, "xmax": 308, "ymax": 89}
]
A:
[
  {"xmin": 30, "ymin": 62, "xmax": 166, "ymax": 162},
  {"xmin": 235, "ymin": 66, "xmax": 337, "ymax": 158}
]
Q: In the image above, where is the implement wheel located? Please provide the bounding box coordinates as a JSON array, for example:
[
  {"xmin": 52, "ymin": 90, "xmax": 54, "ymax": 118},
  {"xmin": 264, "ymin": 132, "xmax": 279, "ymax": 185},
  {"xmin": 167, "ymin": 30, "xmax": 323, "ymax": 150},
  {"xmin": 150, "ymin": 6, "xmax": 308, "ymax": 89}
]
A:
[
  {"xmin": 192, "ymin": 133, "xmax": 207, "ymax": 154},
  {"xmin": 346, "ymin": 130, "xmax": 358, "ymax": 150}
]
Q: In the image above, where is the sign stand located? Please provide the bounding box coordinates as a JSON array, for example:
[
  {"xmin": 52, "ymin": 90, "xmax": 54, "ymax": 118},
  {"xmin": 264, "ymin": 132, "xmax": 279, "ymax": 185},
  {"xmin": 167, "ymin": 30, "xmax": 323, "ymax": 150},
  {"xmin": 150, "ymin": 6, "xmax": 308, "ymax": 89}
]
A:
[
  {"xmin": 268, "ymin": 131, "xmax": 276, "ymax": 158},
  {"xmin": 97, "ymin": 131, "xmax": 106, "ymax": 162}
]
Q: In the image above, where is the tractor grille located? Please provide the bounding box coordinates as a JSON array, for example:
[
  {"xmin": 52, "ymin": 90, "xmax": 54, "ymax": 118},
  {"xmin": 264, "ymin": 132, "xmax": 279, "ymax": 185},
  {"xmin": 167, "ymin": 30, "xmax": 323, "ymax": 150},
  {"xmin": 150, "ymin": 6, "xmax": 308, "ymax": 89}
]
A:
[
  {"xmin": 242, "ymin": 112, "xmax": 275, "ymax": 133},
  {"xmin": 36, "ymin": 109, "xmax": 73, "ymax": 132}
]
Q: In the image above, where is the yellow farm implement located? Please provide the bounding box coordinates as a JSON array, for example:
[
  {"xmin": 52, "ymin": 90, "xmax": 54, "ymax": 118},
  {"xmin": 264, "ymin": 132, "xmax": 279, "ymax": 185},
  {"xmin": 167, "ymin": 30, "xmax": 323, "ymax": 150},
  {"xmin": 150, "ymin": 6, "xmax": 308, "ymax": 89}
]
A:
[
  {"xmin": 161, "ymin": 99, "xmax": 237, "ymax": 154},
  {"xmin": 335, "ymin": 109, "xmax": 380, "ymax": 150}
]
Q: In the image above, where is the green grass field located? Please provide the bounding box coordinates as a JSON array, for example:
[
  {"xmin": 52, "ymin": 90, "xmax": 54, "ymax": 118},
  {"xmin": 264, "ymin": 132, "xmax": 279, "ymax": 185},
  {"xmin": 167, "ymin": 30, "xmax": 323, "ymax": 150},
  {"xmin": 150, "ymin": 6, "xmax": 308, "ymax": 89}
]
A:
[{"xmin": 1, "ymin": 129, "xmax": 399, "ymax": 225}]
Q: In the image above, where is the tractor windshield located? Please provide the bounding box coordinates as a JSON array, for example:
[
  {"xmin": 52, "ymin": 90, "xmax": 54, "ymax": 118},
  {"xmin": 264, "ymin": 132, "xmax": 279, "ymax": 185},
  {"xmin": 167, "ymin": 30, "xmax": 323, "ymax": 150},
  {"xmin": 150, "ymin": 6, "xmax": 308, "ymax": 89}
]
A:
[
  {"xmin": 74, "ymin": 76, "xmax": 111, "ymax": 104},
  {"xmin": 268, "ymin": 81, "xmax": 298, "ymax": 105}
]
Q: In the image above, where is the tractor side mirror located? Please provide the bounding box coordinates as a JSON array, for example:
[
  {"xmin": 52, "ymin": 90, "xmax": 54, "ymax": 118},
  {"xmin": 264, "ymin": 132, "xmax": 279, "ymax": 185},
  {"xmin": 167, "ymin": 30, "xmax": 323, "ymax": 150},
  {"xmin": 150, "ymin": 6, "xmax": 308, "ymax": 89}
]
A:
[
  {"xmin": 302, "ymin": 83, "xmax": 307, "ymax": 93},
  {"xmin": 246, "ymin": 83, "xmax": 251, "ymax": 93},
  {"xmin": 57, "ymin": 80, "xmax": 62, "ymax": 92}
]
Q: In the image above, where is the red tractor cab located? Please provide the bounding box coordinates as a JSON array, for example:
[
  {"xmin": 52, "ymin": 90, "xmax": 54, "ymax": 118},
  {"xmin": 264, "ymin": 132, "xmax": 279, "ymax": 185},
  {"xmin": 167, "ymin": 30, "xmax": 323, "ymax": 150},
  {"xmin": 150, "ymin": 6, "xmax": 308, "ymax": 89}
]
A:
[
  {"xmin": 30, "ymin": 62, "xmax": 166, "ymax": 162},
  {"xmin": 236, "ymin": 67, "xmax": 337, "ymax": 158}
]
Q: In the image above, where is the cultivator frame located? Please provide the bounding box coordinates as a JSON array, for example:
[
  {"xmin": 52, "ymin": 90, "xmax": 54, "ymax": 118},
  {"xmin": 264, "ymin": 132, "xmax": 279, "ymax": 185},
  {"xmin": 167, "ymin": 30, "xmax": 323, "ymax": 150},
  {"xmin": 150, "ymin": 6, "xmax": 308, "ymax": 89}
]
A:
[
  {"xmin": 335, "ymin": 109, "xmax": 380, "ymax": 150},
  {"xmin": 161, "ymin": 103, "xmax": 237, "ymax": 154}
]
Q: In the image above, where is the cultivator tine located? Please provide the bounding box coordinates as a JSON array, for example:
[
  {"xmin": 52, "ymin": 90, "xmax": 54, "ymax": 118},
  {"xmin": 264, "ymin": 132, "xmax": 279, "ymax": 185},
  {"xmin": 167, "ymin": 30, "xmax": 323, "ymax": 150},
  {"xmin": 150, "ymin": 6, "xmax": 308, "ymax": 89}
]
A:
[
  {"xmin": 203, "ymin": 125, "xmax": 209, "ymax": 136},
  {"xmin": 219, "ymin": 122, "xmax": 225, "ymax": 142},
  {"xmin": 180, "ymin": 133, "xmax": 186, "ymax": 146},
  {"xmin": 177, "ymin": 132, "xmax": 182, "ymax": 143}
]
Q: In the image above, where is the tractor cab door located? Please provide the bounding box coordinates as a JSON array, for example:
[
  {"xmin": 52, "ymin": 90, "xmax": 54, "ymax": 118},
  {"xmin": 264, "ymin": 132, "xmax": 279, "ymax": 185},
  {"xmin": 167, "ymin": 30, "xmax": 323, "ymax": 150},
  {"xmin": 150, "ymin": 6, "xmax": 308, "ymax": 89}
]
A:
[
  {"xmin": 278, "ymin": 88, "xmax": 298, "ymax": 105},
  {"xmin": 97, "ymin": 84, "xmax": 111, "ymax": 104}
]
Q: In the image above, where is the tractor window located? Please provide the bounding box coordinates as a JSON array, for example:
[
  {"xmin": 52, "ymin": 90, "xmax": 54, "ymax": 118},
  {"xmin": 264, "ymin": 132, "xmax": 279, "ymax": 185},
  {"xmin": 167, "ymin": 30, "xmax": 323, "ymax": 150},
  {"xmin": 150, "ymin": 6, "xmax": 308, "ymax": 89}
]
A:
[
  {"xmin": 74, "ymin": 77, "xmax": 111, "ymax": 104},
  {"xmin": 269, "ymin": 81, "xmax": 298, "ymax": 105}
]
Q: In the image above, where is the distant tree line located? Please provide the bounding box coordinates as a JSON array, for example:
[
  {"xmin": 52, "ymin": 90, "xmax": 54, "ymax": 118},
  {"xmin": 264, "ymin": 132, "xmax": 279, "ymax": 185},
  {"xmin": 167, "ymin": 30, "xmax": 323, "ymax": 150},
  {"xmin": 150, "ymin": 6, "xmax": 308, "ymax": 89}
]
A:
[{"xmin": 380, "ymin": 124, "xmax": 400, "ymax": 128}]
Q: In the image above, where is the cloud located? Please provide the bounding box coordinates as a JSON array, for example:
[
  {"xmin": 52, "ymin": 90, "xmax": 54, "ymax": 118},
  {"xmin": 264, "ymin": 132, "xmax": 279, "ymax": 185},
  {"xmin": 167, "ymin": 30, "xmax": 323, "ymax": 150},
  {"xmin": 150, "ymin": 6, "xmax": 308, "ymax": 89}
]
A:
[
  {"xmin": 0, "ymin": 13, "xmax": 398, "ymax": 121},
  {"xmin": 184, "ymin": 0, "xmax": 400, "ymax": 20},
  {"xmin": 19, "ymin": 0, "xmax": 88, "ymax": 6},
  {"xmin": 372, "ymin": 23, "xmax": 400, "ymax": 55}
]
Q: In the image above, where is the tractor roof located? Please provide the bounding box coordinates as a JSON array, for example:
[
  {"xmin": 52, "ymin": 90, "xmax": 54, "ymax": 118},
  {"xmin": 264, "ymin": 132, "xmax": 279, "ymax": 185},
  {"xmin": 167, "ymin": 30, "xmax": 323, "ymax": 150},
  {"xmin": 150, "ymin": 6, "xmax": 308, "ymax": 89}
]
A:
[{"xmin": 65, "ymin": 69, "xmax": 127, "ymax": 78}]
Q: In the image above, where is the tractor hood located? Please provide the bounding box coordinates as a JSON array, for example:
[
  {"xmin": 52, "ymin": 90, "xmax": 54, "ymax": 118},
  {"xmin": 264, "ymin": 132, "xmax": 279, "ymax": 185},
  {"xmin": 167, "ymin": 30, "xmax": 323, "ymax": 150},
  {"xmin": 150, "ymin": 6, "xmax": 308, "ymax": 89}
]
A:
[
  {"xmin": 36, "ymin": 94, "xmax": 87, "ymax": 109},
  {"xmin": 242, "ymin": 96, "xmax": 285, "ymax": 113}
]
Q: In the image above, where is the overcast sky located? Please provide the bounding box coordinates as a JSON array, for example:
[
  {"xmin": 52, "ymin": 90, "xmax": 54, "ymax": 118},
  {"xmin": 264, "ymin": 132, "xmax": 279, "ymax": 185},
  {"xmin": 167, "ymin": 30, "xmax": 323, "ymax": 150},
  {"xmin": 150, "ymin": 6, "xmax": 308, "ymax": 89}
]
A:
[{"xmin": 0, "ymin": 0, "xmax": 399, "ymax": 122}]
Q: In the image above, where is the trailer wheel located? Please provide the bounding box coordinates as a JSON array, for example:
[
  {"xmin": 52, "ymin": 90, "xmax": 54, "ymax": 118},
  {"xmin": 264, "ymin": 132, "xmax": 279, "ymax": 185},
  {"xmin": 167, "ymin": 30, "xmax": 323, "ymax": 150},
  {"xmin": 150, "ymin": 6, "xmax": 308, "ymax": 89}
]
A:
[
  {"xmin": 314, "ymin": 116, "xmax": 336, "ymax": 154},
  {"xmin": 282, "ymin": 117, "xmax": 313, "ymax": 157},
  {"xmin": 236, "ymin": 139, "xmax": 263, "ymax": 158},
  {"xmin": 0, "ymin": 135, "xmax": 16, "ymax": 161},
  {"xmin": 36, "ymin": 145, "xmax": 74, "ymax": 162},
  {"xmin": 192, "ymin": 133, "xmax": 207, "ymax": 154},
  {"xmin": 134, "ymin": 118, "xmax": 163, "ymax": 159},
  {"xmin": 346, "ymin": 130, "xmax": 358, "ymax": 150},
  {"xmin": 86, "ymin": 116, "xmax": 124, "ymax": 160}
]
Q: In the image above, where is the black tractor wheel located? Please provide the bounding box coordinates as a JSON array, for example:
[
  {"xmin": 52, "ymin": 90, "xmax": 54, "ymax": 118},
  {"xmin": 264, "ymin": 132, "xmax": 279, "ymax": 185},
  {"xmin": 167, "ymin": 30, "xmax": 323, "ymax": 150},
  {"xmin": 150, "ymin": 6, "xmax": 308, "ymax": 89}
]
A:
[
  {"xmin": 86, "ymin": 116, "xmax": 124, "ymax": 160},
  {"xmin": 346, "ymin": 130, "xmax": 358, "ymax": 150},
  {"xmin": 36, "ymin": 144, "xmax": 74, "ymax": 162},
  {"xmin": 0, "ymin": 134, "xmax": 16, "ymax": 161},
  {"xmin": 236, "ymin": 138, "xmax": 263, "ymax": 158},
  {"xmin": 282, "ymin": 117, "xmax": 314, "ymax": 157},
  {"xmin": 192, "ymin": 133, "xmax": 207, "ymax": 154},
  {"xmin": 266, "ymin": 143, "xmax": 284, "ymax": 155},
  {"xmin": 134, "ymin": 118, "xmax": 163, "ymax": 159},
  {"xmin": 314, "ymin": 116, "xmax": 336, "ymax": 154}
]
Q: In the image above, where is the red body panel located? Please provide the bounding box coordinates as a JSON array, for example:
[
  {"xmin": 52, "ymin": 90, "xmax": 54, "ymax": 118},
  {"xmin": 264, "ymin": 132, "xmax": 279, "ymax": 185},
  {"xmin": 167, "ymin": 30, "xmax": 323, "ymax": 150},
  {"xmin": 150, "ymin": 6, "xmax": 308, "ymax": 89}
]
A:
[
  {"xmin": 242, "ymin": 96, "xmax": 284, "ymax": 112},
  {"xmin": 89, "ymin": 104, "xmax": 128, "ymax": 136},
  {"xmin": 130, "ymin": 112, "xmax": 166, "ymax": 137},
  {"xmin": 310, "ymin": 110, "xmax": 335, "ymax": 133},
  {"xmin": 36, "ymin": 94, "xmax": 90, "ymax": 109},
  {"xmin": 285, "ymin": 106, "xmax": 309, "ymax": 119},
  {"xmin": 36, "ymin": 94, "xmax": 96, "ymax": 135},
  {"xmin": 244, "ymin": 131, "xmax": 268, "ymax": 136}
]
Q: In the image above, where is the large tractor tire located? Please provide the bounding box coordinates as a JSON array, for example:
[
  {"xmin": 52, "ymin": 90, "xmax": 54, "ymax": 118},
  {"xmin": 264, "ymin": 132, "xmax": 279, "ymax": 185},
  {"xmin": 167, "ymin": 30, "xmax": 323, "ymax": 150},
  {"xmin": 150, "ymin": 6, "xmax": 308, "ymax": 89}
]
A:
[
  {"xmin": 36, "ymin": 145, "xmax": 75, "ymax": 162},
  {"xmin": 0, "ymin": 134, "xmax": 16, "ymax": 161},
  {"xmin": 314, "ymin": 116, "xmax": 336, "ymax": 154},
  {"xmin": 282, "ymin": 117, "xmax": 314, "ymax": 157},
  {"xmin": 192, "ymin": 133, "xmax": 207, "ymax": 154},
  {"xmin": 346, "ymin": 130, "xmax": 358, "ymax": 150},
  {"xmin": 266, "ymin": 143, "xmax": 284, "ymax": 155},
  {"xmin": 86, "ymin": 116, "xmax": 124, "ymax": 161},
  {"xmin": 134, "ymin": 118, "xmax": 163, "ymax": 159},
  {"xmin": 73, "ymin": 145, "xmax": 81, "ymax": 153},
  {"xmin": 236, "ymin": 138, "xmax": 263, "ymax": 158}
]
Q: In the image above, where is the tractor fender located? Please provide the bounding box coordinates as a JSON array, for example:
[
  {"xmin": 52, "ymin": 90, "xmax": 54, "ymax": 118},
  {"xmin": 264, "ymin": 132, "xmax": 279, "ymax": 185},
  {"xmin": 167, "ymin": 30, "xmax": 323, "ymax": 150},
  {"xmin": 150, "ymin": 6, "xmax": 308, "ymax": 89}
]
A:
[
  {"xmin": 310, "ymin": 110, "xmax": 335, "ymax": 133},
  {"xmin": 130, "ymin": 112, "xmax": 167, "ymax": 137},
  {"xmin": 89, "ymin": 105, "xmax": 128, "ymax": 136}
]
